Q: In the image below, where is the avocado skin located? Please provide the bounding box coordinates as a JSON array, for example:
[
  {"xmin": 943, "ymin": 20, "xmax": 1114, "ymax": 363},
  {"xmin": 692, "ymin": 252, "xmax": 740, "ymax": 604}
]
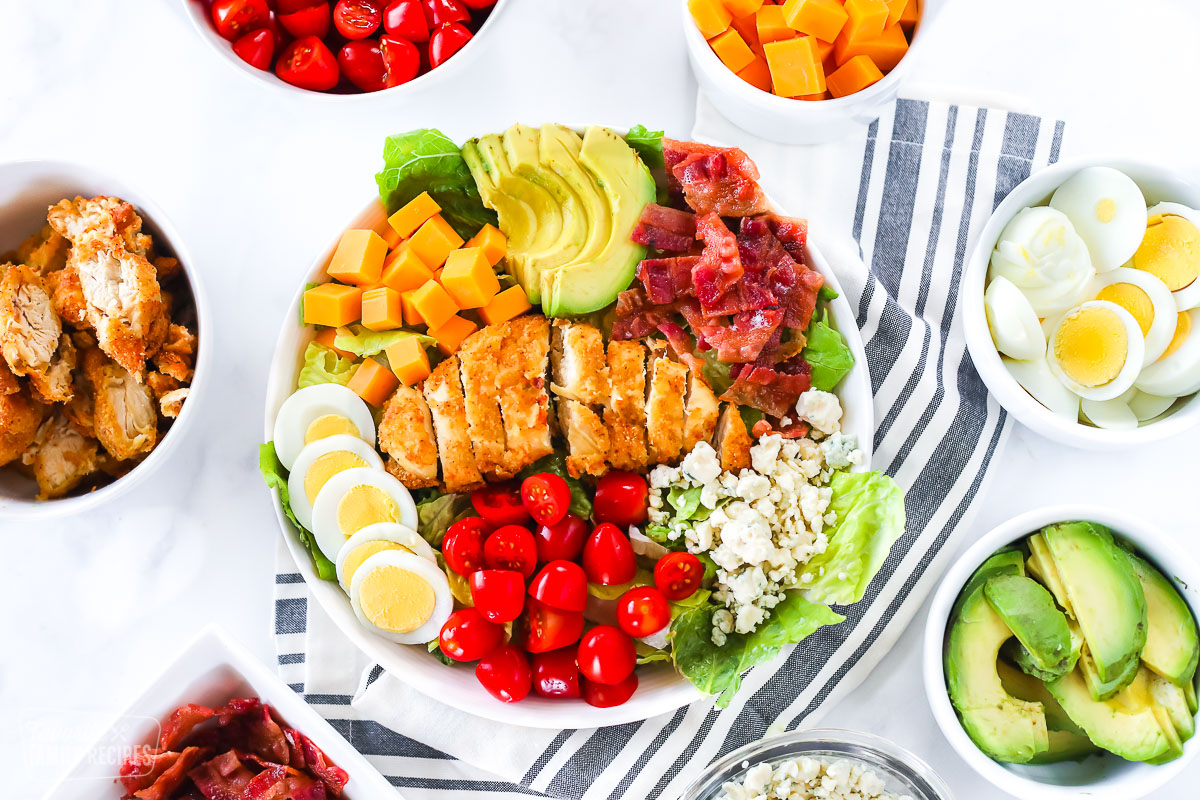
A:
[
  {"xmin": 986, "ymin": 574, "xmax": 1074, "ymax": 680},
  {"xmin": 1125, "ymin": 551, "xmax": 1200, "ymax": 688}
]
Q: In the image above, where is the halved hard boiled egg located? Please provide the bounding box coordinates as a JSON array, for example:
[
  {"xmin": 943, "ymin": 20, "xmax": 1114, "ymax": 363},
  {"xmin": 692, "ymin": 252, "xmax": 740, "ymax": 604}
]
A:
[
  {"xmin": 287, "ymin": 435, "xmax": 384, "ymax": 531},
  {"xmin": 1004, "ymin": 356, "xmax": 1080, "ymax": 421},
  {"xmin": 335, "ymin": 522, "xmax": 436, "ymax": 592},
  {"xmin": 349, "ymin": 549, "xmax": 452, "ymax": 644},
  {"xmin": 989, "ymin": 207, "xmax": 1095, "ymax": 316},
  {"xmin": 1128, "ymin": 389, "xmax": 1177, "ymax": 422},
  {"xmin": 1049, "ymin": 167, "xmax": 1147, "ymax": 272},
  {"xmin": 1047, "ymin": 300, "xmax": 1145, "ymax": 400},
  {"xmin": 1080, "ymin": 390, "xmax": 1138, "ymax": 432},
  {"xmin": 1132, "ymin": 202, "xmax": 1200, "ymax": 311},
  {"xmin": 985, "ymin": 276, "xmax": 1046, "ymax": 360},
  {"xmin": 1092, "ymin": 267, "xmax": 1178, "ymax": 364},
  {"xmin": 311, "ymin": 467, "xmax": 418, "ymax": 563},
  {"xmin": 273, "ymin": 384, "xmax": 376, "ymax": 470},
  {"xmin": 1136, "ymin": 308, "xmax": 1200, "ymax": 397}
]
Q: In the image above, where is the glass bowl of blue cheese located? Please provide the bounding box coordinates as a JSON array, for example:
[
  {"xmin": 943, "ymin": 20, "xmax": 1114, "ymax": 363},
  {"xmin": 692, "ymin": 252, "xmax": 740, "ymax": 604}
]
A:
[{"xmin": 680, "ymin": 729, "xmax": 952, "ymax": 800}]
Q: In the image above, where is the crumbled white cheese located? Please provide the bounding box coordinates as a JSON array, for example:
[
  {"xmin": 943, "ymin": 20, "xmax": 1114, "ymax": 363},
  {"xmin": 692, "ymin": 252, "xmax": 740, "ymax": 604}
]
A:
[
  {"xmin": 717, "ymin": 755, "xmax": 913, "ymax": 800},
  {"xmin": 822, "ymin": 432, "xmax": 866, "ymax": 470},
  {"xmin": 795, "ymin": 389, "xmax": 843, "ymax": 437}
]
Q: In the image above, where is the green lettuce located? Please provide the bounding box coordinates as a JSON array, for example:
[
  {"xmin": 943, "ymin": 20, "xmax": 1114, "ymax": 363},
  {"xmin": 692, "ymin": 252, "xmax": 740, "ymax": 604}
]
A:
[
  {"xmin": 517, "ymin": 453, "xmax": 592, "ymax": 520},
  {"xmin": 333, "ymin": 324, "xmax": 434, "ymax": 358},
  {"xmin": 415, "ymin": 491, "xmax": 475, "ymax": 547},
  {"xmin": 375, "ymin": 129, "xmax": 496, "ymax": 239},
  {"xmin": 625, "ymin": 124, "xmax": 665, "ymax": 170},
  {"xmin": 802, "ymin": 310, "xmax": 855, "ymax": 392},
  {"xmin": 259, "ymin": 443, "xmax": 336, "ymax": 581},
  {"xmin": 297, "ymin": 342, "xmax": 356, "ymax": 389},
  {"xmin": 818, "ymin": 284, "xmax": 840, "ymax": 302},
  {"xmin": 800, "ymin": 471, "xmax": 905, "ymax": 606}
]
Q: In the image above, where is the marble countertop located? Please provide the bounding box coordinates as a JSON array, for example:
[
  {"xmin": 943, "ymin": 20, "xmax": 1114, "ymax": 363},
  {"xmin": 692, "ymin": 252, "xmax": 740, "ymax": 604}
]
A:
[{"xmin": 3, "ymin": 0, "xmax": 1199, "ymax": 797}]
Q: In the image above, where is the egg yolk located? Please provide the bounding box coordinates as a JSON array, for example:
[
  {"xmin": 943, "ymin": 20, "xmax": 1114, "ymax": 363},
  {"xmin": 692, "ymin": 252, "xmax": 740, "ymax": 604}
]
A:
[
  {"xmin": 1095, "ymin": 197, "xmax": 1117, "ymax": 223},
  {"xmin": 337, "ymin": 485, "xmax": 399, "ymax": 536},
  {"xmin": 342, "ymin": 541, "xmax": 411, "ymax": 586},
  {"xmin": 1053, "ymin": 306, "xmax": 1129, "ymax": 387},
  {"xmin": 306, "ymin": 414, "xmax": 360, "ymax": 444},
  {"xmin": 1095, "ymin": 283, "xmax": 1154, "ymax": 335},
  {"xmin": 357, "ymin": 565, "xmax": 435, "ymax": 633},
  {"xmin": 304, "ymin": 451, "xmax": 369, "ymax": 503},
  {"xmin": 1132, "ymin": 214, "xmax": 1200, "ymax": 292},
  {"xmin": 1163, "ymin": 311, "xmax": 1192, "ymax": 359}
]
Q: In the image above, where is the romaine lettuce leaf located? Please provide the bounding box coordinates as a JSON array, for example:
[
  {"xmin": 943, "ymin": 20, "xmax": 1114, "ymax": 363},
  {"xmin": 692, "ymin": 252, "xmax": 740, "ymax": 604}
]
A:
[
  {"xmin": 259, "ymin": 443, "xmax": 336, "ymax": 581},
  {"xmin": 297, "ymin": 342, "xmax": 356, "ymax": 389},
  {"xmin": 415, "ymin": 491, "xmax": 475, "ymax": 547},
  {"xmin": 625, "ymin": 124, "xmax": 665, "ymax": 170},
  {"xmin": 801, "ymin": 310, "xmax": 855, "ymax": 392},
  {"xmin": 333, "ymin": 324, "xmax": 434, "ymax": 358}
]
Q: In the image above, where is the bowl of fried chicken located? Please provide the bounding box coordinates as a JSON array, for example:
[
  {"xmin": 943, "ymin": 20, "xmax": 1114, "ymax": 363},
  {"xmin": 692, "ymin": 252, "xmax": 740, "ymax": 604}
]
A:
[{"xmin": 0, "ymin": 160, "xmax": 209, "ymax": 518}]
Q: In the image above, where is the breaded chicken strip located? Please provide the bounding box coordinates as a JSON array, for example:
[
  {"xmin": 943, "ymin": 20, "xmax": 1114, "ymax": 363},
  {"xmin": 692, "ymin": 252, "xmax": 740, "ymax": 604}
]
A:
[
  {"xmin": 0, "ymin": 386, "xmax": 44, "ymax": 467},
  {"xmin": 424, "ymin": 357, "xmax": 484, "ymax": 493},
  {"xmin": 17, "ymin": 226, "xmax": 69, "ymax": 274},
  {"xmin": 152, "ymin": 323, "xmax": 195, "ymax": 382},
  {"xmin": 28, "ymin": 333, "xmax": 76, "ymax": 404},
  {"xmin": 378, "ymin": 383, "xmax": 440, "ymax": 489},
  {"xmin": 83, "ymin": 348, "xmax": 157, "ymax": 461},
  {"xmin": 550, "ymin": 320, "xmax": 609, "ymax": 406},
  {"xmin": 457, "ymin": 326, "xmax": 509, "ymax": 478},
  {"xmin": 495, "ymin": 316, "xmax": 553, "ymax": 473},
  {"xmin": 557, "ymin": 399, "xmax": 609, "ymax": 478},
  {"xmin": 44, "ymin": 266, "xmax": 88, "ymax": 328},
  {"xmin": 645, "ymin": 345, "xmax": 687, "ymax": 464},
  {"xmin": 0, "ymin": 264, "xmax": 62, "ymax": 377},
  {"xmin": 0, "ymin": 358, "xmax": 19, "ymax": 395},
  {"xmin": 683, "ymin": 369, "xmax": 720, "ymax": 453},
  {"xmin": 604, "ymin": 340, "xmax": 649, "ymax": 470},
  {"xmin": 23, "ymin": 413, "xmax": 99, "ymax": 499},
  {"xmin": 158, "ymin": 388, "xmax": 189, "ymax": 419},
  {"xmin": 715, "ymin": 403, "xmax": 752, "ymax": 472}
]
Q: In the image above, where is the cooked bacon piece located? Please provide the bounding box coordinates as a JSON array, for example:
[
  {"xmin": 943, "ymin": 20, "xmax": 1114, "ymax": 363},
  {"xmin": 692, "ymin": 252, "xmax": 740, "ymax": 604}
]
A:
[
  {"xmin": 721, "ymin": 357, "xmax": 813, "ymax": 418},
  {"xmin": 612, "ymin": 287, "xmax": 674, "ymax": 341},
  {"xmin": 287, "ymin": 728, "xmax": 349, "ymax": 795},
  {"xmin": 637, "ymin": 256, "xmax": 698, "ymax": 304},
  {"xmin": 663, "ymin": 139, "xmax": 769, "ymax": 217},
  {"xmin": 129, "ymin": 745, "xmax": 209, "ymax": 800},
  {"xmin": 0, "ymin": 385, "xmax": 44, "ymax": 467},
  {"xmin": 761, "ymin": 213, "xmax": 809, "ymax": 260},
  {"xmin": 120, "ymin": 749, "xmax": 187, "ymax": 795},
  {"xmin": 692, "ymin": 214, "xmax": 744, "ymax": 313},
  {"xmin": 657, "ymin": 321, "xmax": 705, "ymax": 375},
  {"xmin": 701, "ymin": 308, "xmax": 785, "ymax": 363},
  {"xmin": 187, "ymin": 751, "xmax": 257, "ymax": 799},
  {"xmin": 631, "ymin": 203, "xmax": 697, "ymax": 252}
]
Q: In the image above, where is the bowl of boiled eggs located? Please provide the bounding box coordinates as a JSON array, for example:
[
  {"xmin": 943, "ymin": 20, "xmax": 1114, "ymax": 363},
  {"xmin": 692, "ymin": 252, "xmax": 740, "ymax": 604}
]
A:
[{"xmin": 964, "ymin": 157, "xmax": 1200, "ymax": 448}]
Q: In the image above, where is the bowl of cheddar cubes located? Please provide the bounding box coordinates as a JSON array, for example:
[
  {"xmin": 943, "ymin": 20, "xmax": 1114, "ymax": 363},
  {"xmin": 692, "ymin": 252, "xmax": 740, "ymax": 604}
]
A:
[{"xmin": 682, "ymin": 0, "xmax": 934, "ymax": 144}]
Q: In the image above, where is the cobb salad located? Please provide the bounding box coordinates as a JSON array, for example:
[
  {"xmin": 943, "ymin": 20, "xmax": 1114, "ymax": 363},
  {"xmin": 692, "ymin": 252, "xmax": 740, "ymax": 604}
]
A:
[{"xmin": 261, "ymin": 123, "xmax": 903, "ymax": 708}]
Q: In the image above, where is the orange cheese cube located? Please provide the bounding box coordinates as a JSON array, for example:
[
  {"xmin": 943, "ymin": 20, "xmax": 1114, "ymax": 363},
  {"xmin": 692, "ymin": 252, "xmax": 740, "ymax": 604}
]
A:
[
  {"xmin": 408, "ymin": 215, "xmax": 464, "ymax": 269},
  {"xmin": 384, "ymin": 336, "xmax": 430, "ymax": 386},
  {"xmin": 427, "ymin": 315, "xmax": 479, "ymax": 356},
  {"xmin": 378, "ymin": 224, "xmax": 403, "ymax": 250},
  {"xmin": 689, "ymin": 0, "xmax": 732, "ymax": 38},
  {"xmin": 795, "ymin": 90, "xmax": 832, "ymax": 100},
  {"xmin": 465, "ymin": 224, "xmax": 507, "ymax": 267},
  {"xmin": 360, "ymin": 287, "xmax": 404, "ymax": 331},
  {"xmin": 843, "ymin": 0, "xmax": 889, "ymax": 41},
  {"xmin": 314, "ymin": 326, "xmax": 355, "ymax": 359},
  {"xmin": 380, "ymin": 245, "xmax": 437, "ymax": 293},
  {"xmin": 723, "ymin": 0, "xmax": 764, "ymax": 17},
  {"xmin": 834, "ymin": 21, "xmax": 907, "ymax": 70},
  {"xmin": 347, "ymin": 357, "xmax": 399, "ymax": 407},
  {"xmin": 440, "ymin": 247, "xmax": 501, "ymax": 309},
  {"xmin": 409, "ymin": 279, "xmax": 458, "ymax": 330},
  {"xmin": 399, "ymin": 289, "xmax": 425, "ymax": 326},
  {"xmin": 755, "ymin": 5, "xmax": 794, "ymax": 43},
  {"xmin": 764, "ymin": 36, "xmax": 825, "ymax": 97},
  {"xmin": 709, "ymin": 28, "xmax": 756, "ymax": 73},
  {"xmin": 303, "ymin": 283, "xmax": 362, "ymax": 327},
  {"xmin": 730, "ymin": 13, "xmax": 761, "ymax": 49},
  {"xmin": 737, "ymin": 55, "xmax": 773, "ymax": 92},
  {"xmin": 479, "ymin": 285, "xmax": 532, "ymax": 326},
  {"xmin": 827, "ymin": 54, "xmax": 884, "ymax": 97},
  {"xmin": 326, "ymin": 229, "xmax": 387, "ymax": 286},
  {"xmin": 899, "ymin": 0, "xmax": 918, "ymax": 30},
  {"xmin": 387, "ymin": 191, "xmax": 442, "ymax": 239},
  {"xmin": 884, "ymin": 0, "xmax": 905, "ymax": 25},
  {"xmin": 781, "ymin": 0, "xmax": 847, "ymax": 43}
]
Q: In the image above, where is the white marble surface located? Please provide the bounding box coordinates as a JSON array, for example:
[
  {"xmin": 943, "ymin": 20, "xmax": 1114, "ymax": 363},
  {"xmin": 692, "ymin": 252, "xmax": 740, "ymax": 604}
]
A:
[{"xmin": 2, "ymin": 0, "xmax": 1199, "ymax": 797}]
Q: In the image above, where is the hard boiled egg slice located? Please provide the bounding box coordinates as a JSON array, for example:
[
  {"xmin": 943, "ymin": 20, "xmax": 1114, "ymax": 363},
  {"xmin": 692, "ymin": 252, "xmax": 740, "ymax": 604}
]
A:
[
  {"xmin": 1136, "ymin": 308, "xmax": 1200, "ymax": 397},
  {"xmin": 286, "ymin": 435, "xmax": 385, "ymax": 532},
  {"xmin": 1092, "ymin": 267, "xmax": 1178, "ymax": 364},
  {"xmin": 989, "ymin": 207, "xmax": 1095, "ymax": 316},
  {"xmin": 311, "ymin": 467, "xmax": 417, "ymax": 563},
  {"xmin": 1131, "ymin": 202, "xmax": 1200, "ymax": 311},
  {"xmin": 985, "ymin": 276, "xmax": 1046, "ymax": 360},
  {"xmin": 1049, "ymin": 167, "xmax": 1147, "ymax": 272},
  {"xmin": 1081, "ymin": 389, "xmax": 1138, "ymax": 431},
  {"xmin": 1003, "ymin": 356, "xmax": 1080, "ymax": 421},
  {"xmin": 336, "ymin": 522, "xmax": 436, "ymax": 593},
  {"xmin": 273, "ymin": 384, "xmax": 376, "ymax": 470},
  {"xmin": 1047, "ymin": 300, "xmax": 1145, "ymax": 401},
  {"xmin": 349, "ymin": 549, "xmax": 452, "ymax": 645},
  {"xmin": 1128, "ymin": 390, "xmax": 1177, "ymax": 422}
]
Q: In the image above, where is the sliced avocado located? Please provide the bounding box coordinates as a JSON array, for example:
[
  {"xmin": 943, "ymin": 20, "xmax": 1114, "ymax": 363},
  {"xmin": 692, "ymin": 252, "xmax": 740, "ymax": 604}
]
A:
[
  {"xmin": 1028, "ymin": 730, "xmax": 1100, "ymax": 765},
  {"xmin": 1006, "ymin": 628, "xmax": 1082, "ymax": 683},
  {"xmin": 1187, "ymin": 676, "xmax": 1199, "ymax": 715},
  {"xmin": 1046, "ymin": 666, "xmax": 1170, "ymax": 762},
  {"xmin": 1148, "ymin": 671, "xmax": 1196, "ymax": 742},
  {"xmin": 985, "ymin": 574, "xmax": 1075, "ymax": 679},
  {"xmin": 1126, "ymin": 552, "xmax": 1200, "ymax": 687},
  {"xmin": 1079, "ymin": 640, "xmax": 1139, "ymax": 700},
  {"xmin": 998, "ymin": 658, "xmax": 1086, "ymax": 736},
  {"xmin": 952, "ymin": 550, "xmax": 1025, "ymax": 619},
  {"xmin": 462, "ymin": 139, "xmax": 538, "ymax": 263},
  {"xmin": 1118, "ymin": 668, "xmax": 1186, "ymax": 764},
  {"xmin": 1041, "ymin": 522, "xmax": 1147, "ymax": 684},
  {"xmin": 1027, "ymin": 533, "xmax": 1075, "ymax": 618}
]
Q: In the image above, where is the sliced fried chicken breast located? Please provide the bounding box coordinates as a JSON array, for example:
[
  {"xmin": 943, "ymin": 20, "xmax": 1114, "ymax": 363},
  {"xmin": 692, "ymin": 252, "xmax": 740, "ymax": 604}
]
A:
[
  {"xmin": 557, "ymin": 399, "xmax": 610, "ymax": 478},
  {"xmin": 550, "ymin": 320, "xmax": 609, "ymax": 405},
  {"xmin": 28, "ymin": 333, "xmax": 76, "ymax": 404},
  {"xmin": 604, "ymin": 339, "xmax": 650, "ymax": 471},
  {"xmin": 495, "ymin": 315, "xmax": 553, "ymax": 473},
  {"xmin": 714, "ymin": 402, "xmax": 752, "ymax": 472},
  {"xmin": 457, "ymin": 326, "xmax": 510, "ymax": 479},
  {"xmin": 83, "ymin": 347, "xmax": 157, "ymax": 461},
  {"xmin": 153, "ymin": 323, "xmax": 196, "ymax": 382},
  {"xmin": 0, "ymin": 386, "xmax": 45, "ymax": 467},
  {"xmin": 683, "ymin": 368, "xmax": 721, "ymax": 452},
  {"xmin": 645, "ymin": 344, "xmax": 688, "ymax": 464},
  {"xmin": 423, "ymin": 356, "xmax": 484, "ymax": 493},
  {"xmin": 23, "ymin": 413, "xmax": 99, "ymax": 499},
  {"xmin": 379, "ymin": 383, "xmax": 440, "ymax": 489},
  {"xmin": 0, "ymin": 263, "xmax": 62, "ymax": 377}
]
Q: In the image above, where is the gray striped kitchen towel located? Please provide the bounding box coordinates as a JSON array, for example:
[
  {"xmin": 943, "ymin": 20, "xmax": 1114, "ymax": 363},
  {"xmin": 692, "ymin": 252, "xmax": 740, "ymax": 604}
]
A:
[{"xmin": 272, "ymin": 96, "xmax": 1066, "ymax": 799}]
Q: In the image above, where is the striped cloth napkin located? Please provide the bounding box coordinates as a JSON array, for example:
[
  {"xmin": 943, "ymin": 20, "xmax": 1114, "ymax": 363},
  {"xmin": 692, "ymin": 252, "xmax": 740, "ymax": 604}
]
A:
[{"xmin": 273, "ymin": 96, "xmax": 1065, "ymax": 799}]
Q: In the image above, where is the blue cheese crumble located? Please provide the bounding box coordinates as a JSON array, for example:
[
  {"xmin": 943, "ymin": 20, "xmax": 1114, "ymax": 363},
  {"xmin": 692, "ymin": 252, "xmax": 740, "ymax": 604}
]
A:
[{"xmin": 718, "ymin": 756, "xmax": 913, "ymax": 800}]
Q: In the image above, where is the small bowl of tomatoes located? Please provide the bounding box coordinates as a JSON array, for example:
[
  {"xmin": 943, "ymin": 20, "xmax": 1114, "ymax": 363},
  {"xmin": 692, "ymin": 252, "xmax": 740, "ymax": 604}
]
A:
[{"xmin": 184, "ymin": 0, "xmax": 508, "ymax": 97}]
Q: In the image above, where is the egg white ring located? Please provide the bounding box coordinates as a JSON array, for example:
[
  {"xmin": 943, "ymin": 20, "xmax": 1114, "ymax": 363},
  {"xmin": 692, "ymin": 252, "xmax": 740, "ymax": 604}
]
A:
[
  {"xmin": 287, "ymin": 435, "xmax": 385, "ymax": 532},
  {"xmin": 1128, "ymin": 390, "xmax": 1178, "ymax": 422},
  {"xmin": 273, "ymin": 384, "xmax": 376, "ymax": 470},
  {"xmin": 1092, "ymin": 267, "xmax": 1178, "ymax": 365},
  {"xmin": 336, "ymin": 522, "xmax": 437, "ymax": 592},
  {"xmin": 311, "ymin": 467, "xmax": 418, "ymax": 564},
  {"xmin": 348, "ymin": 549, "xmax": 452, "ymax": 645},
  {"xmin": 1018, "ymin": 260, "xmax": 1097, "ymax": 318},
  {"xmin": 985, "ymin": 276, "xmax": 1046, "ymax": 360},
  {"xmin": 1136, "ymin": 308, "xmax": 1200, "ymax": 398},
  {"xmin": 1047, "ymin": 300, "xmax": 1146, "ymax": 401},
  {"xmin": 1003, "ymin": 356, "xmax": 1080, "ymax": 421},
  {"xmin": 1145, "ymin": 202, "xmax": 1200, "ymax": 311},
  {"xmin": 1050, "ymin": 167, "xmax": 1147, "ymax": 272},
  {"xmin": 1080, "ymin": 390, "xmax": 1138, "ymax": 432}
]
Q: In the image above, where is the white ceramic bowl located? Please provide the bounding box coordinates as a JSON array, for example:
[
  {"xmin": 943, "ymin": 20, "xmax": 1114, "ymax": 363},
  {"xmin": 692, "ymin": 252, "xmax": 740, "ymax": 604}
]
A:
[
  {"xmin": 962, "ymin": 157, "xmax": 1200, "ymax": 450},
  {"xmin": 41, "ymin": 626, "xmax": 397, "ymax": 800},
  {"xmin": 681, "ymin": 0, "xmax": 942, "ymax": 145},
  {"xmin": 0, "ymin": 159, "xmax": 212, "ymax": 521},
  {"xmin": 922, "ymin": 504, "xmax": 1200, "ymax": 800},
  {"xmin": 261, "ymin": 145, "xmax": 874, "ymax": 727},
  {"xmin": 180, "ymin": 0, "xmax": 510, "ymax": 101}
]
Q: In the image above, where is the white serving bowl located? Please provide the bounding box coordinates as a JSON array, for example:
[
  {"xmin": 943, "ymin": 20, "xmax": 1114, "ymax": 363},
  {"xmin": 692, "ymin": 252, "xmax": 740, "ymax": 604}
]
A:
[
  {"xmin": 681, "ymin": 0, "xmax": 942, "ymax": 145},
  {"xmin": 42, "ymin": 626, "xmax": 397, "ymax": 800},
  {"xmin": 261, "ymin": 152, "xmax": 874, "ymax": 728},
  {"xmin": 922, "ymin": 504, "xmax": 1200, "ymax": 800},
  {"xmin": 962, "ymin": 157, "xmax": 1200, "ymax": 450},
  {"xmin": 0, "ymin": 159, "xmax": 211, "ymax": 521},
  {"xmin": 180, "ymin": 0, "xmax": 510, "ymax": 101}
]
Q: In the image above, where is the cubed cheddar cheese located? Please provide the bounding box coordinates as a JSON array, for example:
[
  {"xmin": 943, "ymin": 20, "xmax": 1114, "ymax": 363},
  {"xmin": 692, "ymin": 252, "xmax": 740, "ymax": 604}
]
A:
[
  {"xmin": 796, "ymin": 91, "xmax": 833, "ymax": 100},
  {"xmin": 465, "ymin": 224, "xmax": 507, "ymax": 267},
  {"xmin": 730, "ymin": 12, "xmax": 761, "ymax": 49},
  {"xmin": 360, "ymin": 287, "xmax": 404, "ymax": 331},
  {"xmin": 764, "ymin": 36, "xmax": 825, "ymax": 97},
  {"xmin": 384, "ymin": 336, "xmax": 430, "ymax": 386},
  {"xmin": 314, "ymin": 326, "xmax": 355, "ymax": 359},
  {"xmin": 755, "ymin": 4, "xmax": 794, "ymax": 43},
  {"xmin": 303, "ymin": 283, "xmax": 362, "ymax": 327},
  {"xmin": 737, "ymin": 55, "xmax": 773, "ymax": 92},
  {"xmin": 408, "ymin": 215, "xmax": 464, "ymax": 269},
  {"xmin": 899, "ymin": 0, "xmax": 918, "ymax": 30},
  {"xmin": 440, "ymin": 247, "xmax": 501, "ymax": 309},
  {"xmin": 843, "ymin": 0, "xmax": 889, "ymax": 41},
  {"xmin": 428, "ymin": 315, "xmax": 479, "ymax": 356},
  {"xmin": 409, "ymin": 279, "xmax": 458, "ymax": 330},
  {"xmin": 347, "ymin": 357, "xmax": 399, "ymax": 407},
  {"xmin": 722, "ymin": 0, "xmax": 764, "ymax": 18},
  {"xmin": 884, "ymin": 0, "xmax": 906, "ymax": 25},
  {"xmin": 833, "ymin": 20, "xmax": 907, "ymax": 70},
  {"xmin": 379, "ymin": 224, "xmax": 403, "ymax": 250},
  {"xmin": 688, "ymin": 0, "xmax": 732, "ymax": 38},
  {"xmin": 827, "ymin": 54, "xmax": 884, "ymax": 97},
  {"xmin": 326, "ymin": 229, "xmax": 387, "ymax": 286},
  {"xmin": 380, "ymin": 245, "xmax": 436, "ymax": 293},
  {"xmin": 781, "ymin": 0, "xmax": 847, "ymax": 43},
  {"xmin": 399, "ymin": 289, "xmax": 425, "ymax": 326},
  {"xmin": 479, "ymin": 285, "xmax": 532, "ymax": 326},
  {"xmin": 387, "ymin": 191, "xmax": 442, "ymax": 239},
  {"xmin": 709, "ymin": 28, "xmax": 756, "ymax": 73}
]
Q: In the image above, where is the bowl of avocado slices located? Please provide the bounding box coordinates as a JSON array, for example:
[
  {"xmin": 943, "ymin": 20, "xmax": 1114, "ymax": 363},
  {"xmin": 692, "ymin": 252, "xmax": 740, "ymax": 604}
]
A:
[{"xmin": 923, "ymin": 505, "xmax": 1200, "ymax": 799}]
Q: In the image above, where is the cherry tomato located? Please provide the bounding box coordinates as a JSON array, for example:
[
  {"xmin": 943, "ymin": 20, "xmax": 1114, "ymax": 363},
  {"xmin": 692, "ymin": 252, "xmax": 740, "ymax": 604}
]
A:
[
  {"xmin": 460, "ymin": 0, "xmax": 496, "ymax": 7},
  {"xmin": 278, "ymin": 2, "xmax": 330, "ymax": 37},
  {"xmin": 275, "ymin": 35, "xmax": 339, "ymax": 90},
  {"xmin": 471, "ymin": 483, "xmax": 530, "ymax": 525},
  {"xmin": 533, "ymin": 513, "xmax": 588, "ymax": 563},
  {"xmin": 521, "ymin": 473, "xmax": 570, "ymax": 527},
  {"xmin": 438, "ymin": 608, "xmax": 504, "ymax": 662},
  {"xmin": 616, "ymin": 586, "xmax": 671, "ymax": 637},
  {"xmin": 382, "ymin": 0, "xmax": 429, "ymax": 41},
  {"xmin": 428, "ymin": 21, "xmax": 472, "ymax": 69},
  {"xmin": 523, "ymin": 597, "xmax": 584, "ymax": 653},
  {"xmin": 528, "ymin": 560, "xmax": 587, "ymax": 612},
  {"xmin": 441, "ymin": 517, "xmax": 490, "ymax": 575},
  {"xmin": 333, "ymin": 0, "xmax": 382, "ymax": 38},
  {"xmin": 274, "ymin": 0, "xmax": 323, "ymax": 12},
  {"xmin": 469, "ymin": 569, "xmax": 525, "ymax": 623},
  {"xmin": 379, "ymin": 34, "xmax": 420, "ymax": 87},
  {"xmin": 475, "ymin": 645, "xmax": 531, "ymax": 703},
  {"xmin": 338, "ymin": 40, "xmax": 387, "ymax": 91},
  {"xmin": 531, "ymin": 648, "xmax": 581, "ymax": 698},
  {"xmin": 211, "ymin": 0, "xmax": 271, "ymax": 40},
  {"xmin": 593, "ymin": 471, "xmax": 649, "ymax": 527},
  {"xmin": 582, "ymin": 523, "xmax": 636, "ymax": 586},
  {"xmin": 423, "ymin": 0, "xmax": 470, "ymax": 25},
  {"xmin": 654, "ymin": 552, "xmax": 704, "ymax": 602},
  {"xmin": 577, "ymin": 625, "xmax": 637, "ymax": 686},
  {"xmin": 581, "ymin": 672, "xmax": 638, "ymax": 708},
  {"xmin": 232, "ymin": 28, "xmax": 275, "ymax": 70},
  {"xmin": 483, "ymin": 524, "xmax": 537, "ymax": 578}
]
